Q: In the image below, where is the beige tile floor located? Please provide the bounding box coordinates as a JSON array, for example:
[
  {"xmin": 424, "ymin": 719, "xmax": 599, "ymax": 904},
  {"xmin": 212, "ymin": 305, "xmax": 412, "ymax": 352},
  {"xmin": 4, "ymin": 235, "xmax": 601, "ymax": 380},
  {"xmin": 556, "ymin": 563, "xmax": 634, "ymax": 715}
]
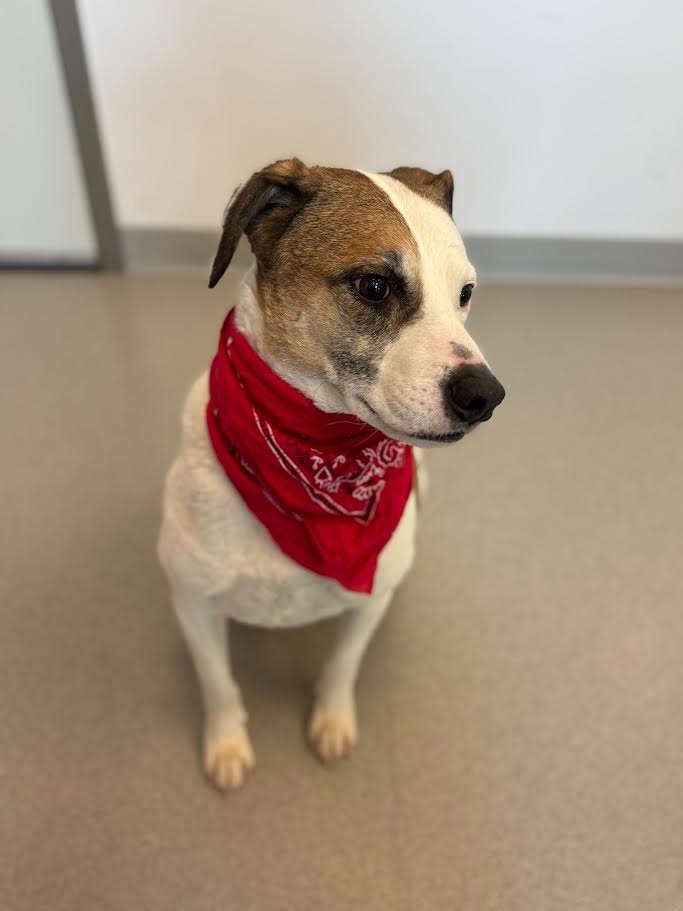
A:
[{"xmin": 1, "ymin": 272, "xmax": 683, "ymax": 911}]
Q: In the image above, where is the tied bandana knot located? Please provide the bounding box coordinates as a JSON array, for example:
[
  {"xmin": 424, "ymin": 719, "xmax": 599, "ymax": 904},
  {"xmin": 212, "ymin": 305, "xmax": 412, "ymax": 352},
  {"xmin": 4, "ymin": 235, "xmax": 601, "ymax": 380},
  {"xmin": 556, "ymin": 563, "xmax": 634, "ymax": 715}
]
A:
[{"xmin": 206, "ymin": 310, "xmax": 414, "ymax": 594}]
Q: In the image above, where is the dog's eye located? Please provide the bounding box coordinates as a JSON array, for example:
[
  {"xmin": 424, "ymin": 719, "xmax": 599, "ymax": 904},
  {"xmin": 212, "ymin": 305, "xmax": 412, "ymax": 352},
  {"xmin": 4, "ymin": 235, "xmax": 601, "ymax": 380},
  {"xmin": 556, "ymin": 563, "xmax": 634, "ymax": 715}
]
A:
[
  {"xmin": 353, "ymin": 275, "xmax": 391, "ymax": 303},
  {"xmin": 459, "ymin": 284, "xmax": 474, "ymax": 307}
]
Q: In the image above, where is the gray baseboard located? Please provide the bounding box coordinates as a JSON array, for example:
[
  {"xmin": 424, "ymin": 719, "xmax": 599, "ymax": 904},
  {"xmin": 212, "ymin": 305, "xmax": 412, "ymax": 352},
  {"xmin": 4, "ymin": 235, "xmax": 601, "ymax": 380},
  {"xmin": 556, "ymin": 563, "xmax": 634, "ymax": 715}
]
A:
[
  {"xmin": 465, "ymin": 236, "xmax": 683, "ymax": 284},
  {"xmin": 121, "ymin": 228, "xmax": 226, "ymax": 274},
  {"xmin": 121, "ymin": 228, "xmax": 683, "ymax": 285}
]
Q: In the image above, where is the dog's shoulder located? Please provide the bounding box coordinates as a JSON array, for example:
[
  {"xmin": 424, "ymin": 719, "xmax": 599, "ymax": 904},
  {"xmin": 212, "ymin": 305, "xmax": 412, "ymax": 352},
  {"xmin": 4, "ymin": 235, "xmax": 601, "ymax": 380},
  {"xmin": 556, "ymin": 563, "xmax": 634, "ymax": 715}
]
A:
[
  {"xmin": 160, "ymin": 372, "xmax": 245, "ymax": 584},
  {"xmin": 178, "ymin": 371, "xmax": 212, "ymax": 458}
]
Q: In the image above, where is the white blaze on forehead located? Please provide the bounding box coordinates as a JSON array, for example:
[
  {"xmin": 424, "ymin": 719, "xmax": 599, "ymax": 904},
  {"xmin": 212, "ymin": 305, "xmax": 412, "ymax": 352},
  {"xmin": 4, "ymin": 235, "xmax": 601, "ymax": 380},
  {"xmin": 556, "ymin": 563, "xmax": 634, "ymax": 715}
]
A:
[
  {"xmin": 351, "ymin": 171, "xmax": 487, "ymax": 438},
  {"xmin": 363, "ymin": 171, "xmax": 482, "ymax": 360}
]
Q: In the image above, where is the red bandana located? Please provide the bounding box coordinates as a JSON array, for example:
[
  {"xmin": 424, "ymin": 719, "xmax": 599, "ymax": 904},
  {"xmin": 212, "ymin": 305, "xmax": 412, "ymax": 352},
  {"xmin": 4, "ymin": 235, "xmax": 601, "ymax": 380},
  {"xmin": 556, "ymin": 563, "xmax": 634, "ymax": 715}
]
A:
[{"xmin": 206, "ymin": 310, "xmax": 414, "ymax": 594}]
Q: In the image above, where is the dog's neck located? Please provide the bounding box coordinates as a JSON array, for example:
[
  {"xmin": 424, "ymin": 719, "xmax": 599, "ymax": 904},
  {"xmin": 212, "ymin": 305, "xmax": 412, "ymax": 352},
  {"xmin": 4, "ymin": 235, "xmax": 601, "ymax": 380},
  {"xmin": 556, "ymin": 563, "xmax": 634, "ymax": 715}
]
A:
[{"xmin": 232, "ymin": 265, "xmax": 348, "ymax": 415}]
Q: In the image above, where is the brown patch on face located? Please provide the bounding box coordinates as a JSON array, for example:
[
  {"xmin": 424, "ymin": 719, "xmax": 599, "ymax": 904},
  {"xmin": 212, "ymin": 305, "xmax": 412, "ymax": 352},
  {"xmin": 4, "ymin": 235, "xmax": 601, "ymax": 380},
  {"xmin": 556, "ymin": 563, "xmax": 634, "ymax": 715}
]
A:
[
  {"xmin": 210, "ymin": 160, "xmax": 423, "ymax": 384},
  {"xmin": 384, "ymin": 166, "xmax": 454, "ymax": 214}
]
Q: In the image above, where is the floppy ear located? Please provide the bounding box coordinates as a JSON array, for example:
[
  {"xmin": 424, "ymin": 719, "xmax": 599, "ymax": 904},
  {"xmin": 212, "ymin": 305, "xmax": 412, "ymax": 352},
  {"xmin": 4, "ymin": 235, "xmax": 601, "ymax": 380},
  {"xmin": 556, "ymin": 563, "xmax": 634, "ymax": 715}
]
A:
[
  {"xmin": 209, "ymin": 158, "xmax": 313, "ymax": 288},
  {"xmin": 385, "ymin": 166, "xmax": 454, "ymax": 215}
]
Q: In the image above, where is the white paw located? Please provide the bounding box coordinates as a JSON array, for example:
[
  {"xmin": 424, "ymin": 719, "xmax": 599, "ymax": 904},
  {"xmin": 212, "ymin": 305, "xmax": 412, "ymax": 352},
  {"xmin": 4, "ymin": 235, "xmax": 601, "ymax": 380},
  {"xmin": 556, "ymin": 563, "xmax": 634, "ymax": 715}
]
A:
[
  {"xmin": 308, "ymin": 706, "xmax": 357, "ymax": 766},
  {"xmin": 203, "ymin": 730, "xmax": 255, "ymax": 792}
]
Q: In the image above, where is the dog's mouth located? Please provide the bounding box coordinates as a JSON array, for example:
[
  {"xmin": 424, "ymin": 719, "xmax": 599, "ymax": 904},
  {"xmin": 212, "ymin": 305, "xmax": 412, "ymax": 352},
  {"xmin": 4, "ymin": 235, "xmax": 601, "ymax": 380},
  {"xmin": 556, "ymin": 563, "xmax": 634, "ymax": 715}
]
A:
[
  {"xmin": 411, "ymin": 430, "xmax": 465, "ymax": 443},
  {"xmin": 357, "ymin": 397, "xmax": 466, "ymax": 447}
]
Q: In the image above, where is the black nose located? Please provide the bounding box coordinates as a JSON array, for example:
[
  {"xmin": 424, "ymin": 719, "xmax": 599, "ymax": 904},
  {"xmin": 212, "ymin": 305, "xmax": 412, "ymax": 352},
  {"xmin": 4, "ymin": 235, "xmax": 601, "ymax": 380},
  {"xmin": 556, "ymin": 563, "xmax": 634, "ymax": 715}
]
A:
[{"xmin": 444, "ymin": 364, "xmax": 505, "ymax": 424}]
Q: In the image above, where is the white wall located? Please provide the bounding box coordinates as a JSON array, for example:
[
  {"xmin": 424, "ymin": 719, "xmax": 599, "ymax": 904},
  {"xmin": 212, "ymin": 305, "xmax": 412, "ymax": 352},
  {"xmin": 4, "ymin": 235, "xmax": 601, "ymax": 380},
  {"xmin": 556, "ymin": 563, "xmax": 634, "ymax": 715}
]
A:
[
  {"xmin": 79, "ymin": 0, "xmax": 683, "ymax": 239},
  {"xmin": 0, "ymin": 1, "xmax": 96, "ymax": 261}
]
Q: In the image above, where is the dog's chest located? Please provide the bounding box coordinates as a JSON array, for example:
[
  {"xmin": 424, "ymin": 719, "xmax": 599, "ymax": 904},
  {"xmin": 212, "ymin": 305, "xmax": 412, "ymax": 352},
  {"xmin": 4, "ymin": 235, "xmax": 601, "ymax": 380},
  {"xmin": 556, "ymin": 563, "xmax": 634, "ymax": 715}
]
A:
[
  {"xmin": 160, "ymin": 373, "xmax": 419, "ymax": 627},
  {"xmin": 208, "ymin": 486, "xmax": 418, "ymax": 627},
  {"xmin": 214, "ymin": 570, "xmax": 363, "ymax": 627}
]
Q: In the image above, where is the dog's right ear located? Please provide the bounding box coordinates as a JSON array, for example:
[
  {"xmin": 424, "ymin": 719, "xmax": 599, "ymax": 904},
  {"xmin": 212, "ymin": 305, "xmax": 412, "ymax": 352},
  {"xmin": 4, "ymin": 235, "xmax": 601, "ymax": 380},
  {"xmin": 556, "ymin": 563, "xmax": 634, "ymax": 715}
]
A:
[{"xmin": 209, "ymin": 158, "xmax": 313, "ymax": 288}]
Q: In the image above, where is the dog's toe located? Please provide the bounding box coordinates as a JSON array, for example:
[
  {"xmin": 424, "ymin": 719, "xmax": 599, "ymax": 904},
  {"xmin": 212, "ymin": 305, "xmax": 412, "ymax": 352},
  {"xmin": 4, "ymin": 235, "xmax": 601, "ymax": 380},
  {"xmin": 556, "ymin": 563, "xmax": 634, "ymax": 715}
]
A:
[
  {"xmin": 308, "ymin": 707, "xmax": 357, "ymax": 766},
  {"xmin": 203, "ymin": 731, "xmax": 255, "ymax": 792}
]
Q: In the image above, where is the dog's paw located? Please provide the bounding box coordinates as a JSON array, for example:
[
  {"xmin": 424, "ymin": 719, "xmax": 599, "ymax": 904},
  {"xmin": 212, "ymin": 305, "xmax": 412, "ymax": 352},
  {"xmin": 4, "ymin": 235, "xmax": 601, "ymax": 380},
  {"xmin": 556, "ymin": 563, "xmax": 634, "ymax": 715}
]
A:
[
  {"xmin": 308, "ymin": 706, "xmax": 357, "ymax": 766},
  {"xmin": 203, "ymin": 730, "xmax": 255, "ymax": 792}
]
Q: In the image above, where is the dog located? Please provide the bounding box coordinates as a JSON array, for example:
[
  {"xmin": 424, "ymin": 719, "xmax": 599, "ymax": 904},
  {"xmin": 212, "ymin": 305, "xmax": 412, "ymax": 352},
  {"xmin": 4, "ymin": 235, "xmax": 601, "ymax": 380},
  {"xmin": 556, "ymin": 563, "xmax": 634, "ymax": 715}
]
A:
[{"xmin": 158, "ymin": 159, "xmax": 505, "ymax": 791}]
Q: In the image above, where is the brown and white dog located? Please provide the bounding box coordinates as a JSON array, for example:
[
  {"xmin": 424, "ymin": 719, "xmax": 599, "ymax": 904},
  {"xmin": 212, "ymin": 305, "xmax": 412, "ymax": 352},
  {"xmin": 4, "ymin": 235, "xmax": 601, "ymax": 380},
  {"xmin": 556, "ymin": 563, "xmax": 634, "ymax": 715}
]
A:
[{"xmin": 158, "ymin": 160, "xmax": 505, "ymax": 791}]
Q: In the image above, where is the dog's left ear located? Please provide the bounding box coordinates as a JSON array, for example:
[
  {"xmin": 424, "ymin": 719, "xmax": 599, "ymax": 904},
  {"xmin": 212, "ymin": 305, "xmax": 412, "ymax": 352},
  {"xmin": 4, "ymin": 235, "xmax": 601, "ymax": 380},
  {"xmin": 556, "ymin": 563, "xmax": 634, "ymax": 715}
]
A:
[{"xmin": 385, "ymin": 166, "xmax": 454, "ymax": 215}]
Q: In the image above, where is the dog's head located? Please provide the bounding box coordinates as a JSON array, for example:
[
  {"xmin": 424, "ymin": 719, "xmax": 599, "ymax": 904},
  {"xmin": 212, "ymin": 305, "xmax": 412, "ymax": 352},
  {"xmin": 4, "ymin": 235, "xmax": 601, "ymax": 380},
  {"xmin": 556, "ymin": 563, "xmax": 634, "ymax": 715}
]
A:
[{"xmin": 209, "ymin": 159, "xmax": 504, "ymax": 446}]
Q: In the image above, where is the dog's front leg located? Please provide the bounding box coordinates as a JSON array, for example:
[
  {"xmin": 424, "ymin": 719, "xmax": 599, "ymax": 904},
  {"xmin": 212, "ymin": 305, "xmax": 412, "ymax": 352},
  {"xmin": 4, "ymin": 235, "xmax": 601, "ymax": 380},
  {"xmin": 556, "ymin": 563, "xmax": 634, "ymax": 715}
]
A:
[
  {"xmin": 309, "ymin": 592, "xmax": 392, "ymax": 766},
  {"xmin": 172, "ymin": 584, "xmax": 254, "ymax": 792}
]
